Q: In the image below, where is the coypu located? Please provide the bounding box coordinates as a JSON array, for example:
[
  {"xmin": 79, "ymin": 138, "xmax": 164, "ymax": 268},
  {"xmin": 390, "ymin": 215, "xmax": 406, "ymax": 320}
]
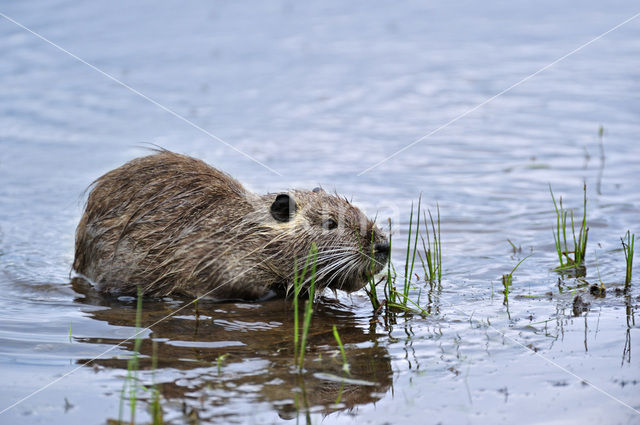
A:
[{"xmin": 73, "ymin": 151, "xmax": 389, "ymax": 300}]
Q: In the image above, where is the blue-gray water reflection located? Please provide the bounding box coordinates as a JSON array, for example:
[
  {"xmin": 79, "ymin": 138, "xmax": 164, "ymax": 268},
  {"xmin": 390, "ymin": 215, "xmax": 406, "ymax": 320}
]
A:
[{"xmin": 1, "ymin": 1, "xmax": 639, "ymax": 424}]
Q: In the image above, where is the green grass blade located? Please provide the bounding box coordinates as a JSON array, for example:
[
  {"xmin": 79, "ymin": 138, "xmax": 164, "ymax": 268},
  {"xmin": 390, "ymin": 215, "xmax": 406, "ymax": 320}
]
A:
[
  {"xmin": 298, "ymin": 245, "xmax": 317, "ymax": 372},
  {"xmin": 386, "ymin": 218, "xmax": 393, "ymax": 303},
  {"xmin": 332, "ymin": 325, "xmax": 350, "ymax": 375},
  {"xmin": 403, "ymin": 201, "xmax": 414, "ymax": 305},
  {"xmin": 407, "ymin": 195, "xmax": 422, "ymax": 295}
]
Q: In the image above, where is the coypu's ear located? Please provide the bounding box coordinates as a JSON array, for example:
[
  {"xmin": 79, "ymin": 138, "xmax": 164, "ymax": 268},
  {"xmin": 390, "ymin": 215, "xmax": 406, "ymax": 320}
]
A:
[{"xmin": 270, "ymin": 193, "xmax": 297, "ymax": 222}]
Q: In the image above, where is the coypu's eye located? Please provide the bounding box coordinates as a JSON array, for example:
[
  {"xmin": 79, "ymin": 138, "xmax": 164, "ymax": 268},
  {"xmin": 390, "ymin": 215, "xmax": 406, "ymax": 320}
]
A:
[
  {"xmin": 322, "ymin": 218, "xmax": 338, "ymax": 230},
  {"xmin": 270, "ymin": 193, "xmax": 297, "ymax": 222}
]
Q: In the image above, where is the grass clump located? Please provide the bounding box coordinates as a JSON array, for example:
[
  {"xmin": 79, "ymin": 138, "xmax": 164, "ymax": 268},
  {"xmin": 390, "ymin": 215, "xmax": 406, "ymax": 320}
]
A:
[
  {"xmin": 549, "ymin": 184, "xmax": 589, "ymax": 272},
  {"xmin": 365, "ymin": 197, "xmax": 442, "ymax": 318},
  {"xmin": 622, "ymin": 231, "xmax": 635, "ymax": 292}
]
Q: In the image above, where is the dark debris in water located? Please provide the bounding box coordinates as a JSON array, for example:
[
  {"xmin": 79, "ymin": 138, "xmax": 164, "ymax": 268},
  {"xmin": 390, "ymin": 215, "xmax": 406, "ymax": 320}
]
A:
[
  {"xmin": 572, "ymin": 295, "xmax": 590, "ymax": 317},
  {"xmin": 589, "ymin": 283, "xmax": 606, "ymax": 297},
  {"xmin": 526, "ymin": 344, "xmax": 540, "ymax": 353}
]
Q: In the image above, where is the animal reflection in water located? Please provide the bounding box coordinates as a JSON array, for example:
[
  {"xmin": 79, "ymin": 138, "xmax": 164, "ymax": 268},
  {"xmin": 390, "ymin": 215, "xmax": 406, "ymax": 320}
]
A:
[{"xmin": 71, "ymin": 278, "xmax": 392, "ymax": 421}]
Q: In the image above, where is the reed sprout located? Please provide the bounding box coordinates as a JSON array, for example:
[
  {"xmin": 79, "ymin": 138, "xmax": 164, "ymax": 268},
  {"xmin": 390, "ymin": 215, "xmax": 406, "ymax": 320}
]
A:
[
  {"xmin": 403, "ymin": 196, "xmax": 422, "ymax": 306},
  {"xmin": 216, "ymin": 353, "xmax": 229, "ymax": 375},
  {"xmin": 119, "ymin": 287, "xmax": 144, "ymax": 424},
  {"xmin": 502, "ymin": 254, "xmax": 531, "ymax": 293},
  {"xmin": 418, "ymin": 205, "xmax": 442, "ymax": 284},
  {"xmin": 385, "ymin": 218, "xmax": 395, "ymax": 304},
  {"xmin": 149, "ymin": 340, "xmax": 163, "ymax": 425},
  {"xmin": 293, "ymin": 244, "xmax": 318, "ymax": 372},
  {"xmin": 500, "ymin": 254, "xmax": 531, "ymax": 320},
  {"xmin": 129, "ymin": 289, "xmax": 143, "ymax": 421},
  {"xmin": 332, "ymin": 325, "xmax": 350, "ymax": 375},
  {"xmin": 149, "ymin": 388, "xmax": 163, "ymax": 425},
  {"xmin": 507, "ymin": 239, "xmax": 521, "ymax": 255},
  {"xmin": 550, "ymin": 184, "xmax": 588, "ymax": 271},
  {"xmin": 298, "ymin": 281, "xmax": 316, "ymax": 372},
  {"xmin": 622, "ymin": 231, "xmax": 635, "ymax": 292},
  {"xmin": 116, "ymin": 289, "xmax": 167, "ymax": 424}
]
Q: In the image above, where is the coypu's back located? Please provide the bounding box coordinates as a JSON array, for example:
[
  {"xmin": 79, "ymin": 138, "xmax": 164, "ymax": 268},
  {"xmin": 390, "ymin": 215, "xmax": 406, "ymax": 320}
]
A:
[
  {"xmin": 74, "ymin": 151, "xmax": 260, "ymax": 298},
  {"xmin": 74, "ymin": 151, "xmax": 389, "ymax": 300}
]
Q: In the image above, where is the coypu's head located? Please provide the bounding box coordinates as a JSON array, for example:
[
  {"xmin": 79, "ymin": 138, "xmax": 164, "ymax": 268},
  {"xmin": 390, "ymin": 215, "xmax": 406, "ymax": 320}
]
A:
[{"xmin": 259, "ymin": 188, "xmax": 389, "ymax": 294}]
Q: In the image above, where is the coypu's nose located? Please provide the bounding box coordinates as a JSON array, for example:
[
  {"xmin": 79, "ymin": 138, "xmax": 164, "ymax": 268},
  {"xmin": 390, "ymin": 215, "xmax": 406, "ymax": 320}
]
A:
[{"xmin": 374, "ymin": 242, "xmax": 390, "ymax": 256}]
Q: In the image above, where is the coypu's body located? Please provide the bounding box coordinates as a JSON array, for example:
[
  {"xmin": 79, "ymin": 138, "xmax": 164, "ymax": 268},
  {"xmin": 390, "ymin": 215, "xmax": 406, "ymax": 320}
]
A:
[{"xmin": 74, "ymin": 151, "xmax": 389, "ymax": 300}]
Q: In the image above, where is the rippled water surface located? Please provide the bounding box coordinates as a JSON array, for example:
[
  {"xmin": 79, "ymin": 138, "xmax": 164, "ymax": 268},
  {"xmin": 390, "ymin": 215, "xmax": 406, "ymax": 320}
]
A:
[{"xmin": 1, "ymin": 1, "xmax": 639, "ymax": 424}]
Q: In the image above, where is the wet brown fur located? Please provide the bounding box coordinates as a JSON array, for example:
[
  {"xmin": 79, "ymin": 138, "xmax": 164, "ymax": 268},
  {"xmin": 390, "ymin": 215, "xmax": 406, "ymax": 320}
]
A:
[{"xmin": 73, "ymin": 151, "xmax": 388, "ymax": 300}]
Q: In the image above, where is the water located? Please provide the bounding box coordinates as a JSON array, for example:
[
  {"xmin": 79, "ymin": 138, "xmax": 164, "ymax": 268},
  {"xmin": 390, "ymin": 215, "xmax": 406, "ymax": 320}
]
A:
[{"xmin": 1, "ymin": 1, "xmax": 639, "ymax": 424}]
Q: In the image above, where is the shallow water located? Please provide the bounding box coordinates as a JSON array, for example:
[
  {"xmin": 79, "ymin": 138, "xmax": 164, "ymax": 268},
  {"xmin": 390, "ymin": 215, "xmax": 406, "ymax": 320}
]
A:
[{"xmin": 1, "ymin": 1, "xmax": 639, "ymax": 424}]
